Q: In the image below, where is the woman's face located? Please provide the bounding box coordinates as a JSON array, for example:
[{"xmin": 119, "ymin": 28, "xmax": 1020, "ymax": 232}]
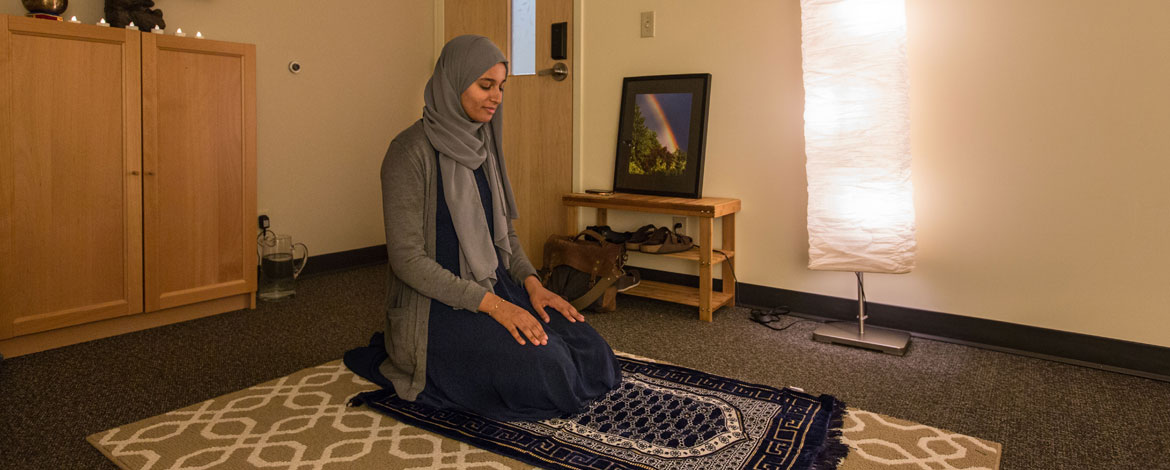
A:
[{"xmin": 460, "ymin": 63, "xmax": 507, "ymax": 123}]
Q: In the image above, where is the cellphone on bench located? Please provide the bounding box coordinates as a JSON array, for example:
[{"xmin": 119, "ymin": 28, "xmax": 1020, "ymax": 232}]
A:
[{"xmin": 585, "ymin": 189, "xmax": 614, "ymax": 196}]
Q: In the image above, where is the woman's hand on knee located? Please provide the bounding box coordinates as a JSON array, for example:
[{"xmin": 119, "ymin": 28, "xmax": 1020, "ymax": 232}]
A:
[
  {"xmin": 525, "ymin": 276, "xmax": 585, "ymax": 323},
  {"xmin": 480, "ymin": 292, "xmax": 548, "ymax": 346}
]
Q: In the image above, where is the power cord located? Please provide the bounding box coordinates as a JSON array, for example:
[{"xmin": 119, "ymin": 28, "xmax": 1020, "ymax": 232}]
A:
[
  {"xmin": 713, "ymin": 248, "xmax": 736, "ymax": 285},
  {"xmin": 257, "ymin": 228, "xmax": 276, "ymax": 263},
  {"xmin": 710, "ymin": 249, "xmax": 807, "ymax": 332},
  {"xmin": 749, "ymin": 306, "xmax": 803, "ymax": 331}
]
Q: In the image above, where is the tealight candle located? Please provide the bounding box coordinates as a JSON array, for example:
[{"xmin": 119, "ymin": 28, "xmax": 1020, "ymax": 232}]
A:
[
  {"xmin": 174, "ymin": 28, "xmax": 186, "ymax": 37},
  {"xmin": 151, "ymin": 25, "xmax": 163, "ymax": 34},
  {"xmin": 195, "ymin": 31, "xmax": 203, "ymax": 39},
  {"xmin": 97, "ymin": 18, "xmax": 110, "ymax": 27},
  {"xmin": 68, "ymin": 16, "xmax": 80, "ymax": 23},
  {"xmin": 126, "ymin": 21, "xmax": 139, "ymax": 31}
]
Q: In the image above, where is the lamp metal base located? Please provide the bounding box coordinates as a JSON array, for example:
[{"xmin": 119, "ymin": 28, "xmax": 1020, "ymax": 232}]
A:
[{"xmin": 813, "ymin": 321, "xmax": 910, "ymax": 356}]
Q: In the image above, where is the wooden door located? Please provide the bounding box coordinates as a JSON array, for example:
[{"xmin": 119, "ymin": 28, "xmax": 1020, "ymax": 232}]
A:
[
  {"xmin": 141, "ymin": 34, "xmax": 257, "ymax": 312},
  {"xmin": 0, "ymin": 16, "xmax": 143, "ymax": 339},
  {"xmin": 445, "ymin": 0, "xmax": 574, "ymax": 267}
]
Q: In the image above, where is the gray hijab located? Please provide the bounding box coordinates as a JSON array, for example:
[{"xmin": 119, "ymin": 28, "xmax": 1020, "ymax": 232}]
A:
[{"xmin": 423, "ymin": 35, "xmax": 520, "ymax": 287}]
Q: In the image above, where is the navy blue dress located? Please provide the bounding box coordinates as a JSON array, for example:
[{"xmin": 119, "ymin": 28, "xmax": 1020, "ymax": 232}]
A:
[{"xmin": 347, "ymin": 154, "xmax": 621, "ymax": 422}]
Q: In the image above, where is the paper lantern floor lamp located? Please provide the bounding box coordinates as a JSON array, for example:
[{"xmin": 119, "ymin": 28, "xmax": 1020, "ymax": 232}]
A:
[{"xmin": 801, "ymin": 0, "xmax": 916, "ymax": 355}]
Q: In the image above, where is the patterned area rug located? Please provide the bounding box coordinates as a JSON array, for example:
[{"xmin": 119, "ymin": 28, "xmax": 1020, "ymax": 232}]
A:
[{"xmin": 89, "ymin": 356, "xmax": 1002, "ymax": 470}]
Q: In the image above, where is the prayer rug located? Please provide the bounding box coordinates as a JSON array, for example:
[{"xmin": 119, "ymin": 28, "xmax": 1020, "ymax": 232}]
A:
[
  {"xmin": 89, "ymin": 356, "xmax": 1002, "ymax": 470},
  {"xmin": 349, "ymin": 355, "xmax": 848, "ymax": 470}
]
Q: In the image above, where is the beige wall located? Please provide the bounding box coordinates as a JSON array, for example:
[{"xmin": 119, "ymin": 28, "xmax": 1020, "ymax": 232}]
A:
[
  {"xmin": 11, "ymin": 1, "xmax": 1168, "ymax": 347},
  {"xmin": 4, "ymin": 0, "xmax": 435, "ymax": 256},
  {"xmin": 577, "ymin": 0, "xmax": 1170, "ymax": 347}
]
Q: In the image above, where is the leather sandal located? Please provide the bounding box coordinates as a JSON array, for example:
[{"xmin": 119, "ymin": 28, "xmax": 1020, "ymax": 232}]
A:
[
  {"xmin": 623, "ymin": 224, "xmax": 657, "ymax": 250},
  {"xmin": 637, "ymin": 226, "xmax": 670, "ymax": 253},
  {"xmin": 640, "ymin": 224, "xmax": 694, "ymax": 254}
]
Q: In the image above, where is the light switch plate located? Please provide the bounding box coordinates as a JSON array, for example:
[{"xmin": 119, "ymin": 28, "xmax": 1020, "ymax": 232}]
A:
[{"xmin": 640, "ymin": 11, "xmax": 655, "ymax": 38}]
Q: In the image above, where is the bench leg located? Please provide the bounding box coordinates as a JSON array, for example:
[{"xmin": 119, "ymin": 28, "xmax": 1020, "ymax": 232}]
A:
[{"xmin": 699, "ymin": 217, "xmax": 713, "ymax": 322}]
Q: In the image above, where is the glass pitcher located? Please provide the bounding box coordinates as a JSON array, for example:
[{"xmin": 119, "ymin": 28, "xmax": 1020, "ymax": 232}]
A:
[{"xmin": 258, "ymin": 234, "xmax": 307, "ymax": 302}]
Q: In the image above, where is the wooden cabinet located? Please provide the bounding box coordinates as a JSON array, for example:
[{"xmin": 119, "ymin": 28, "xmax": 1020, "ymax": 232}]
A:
[
  {"xmin": 0, "ymin": 16, "xmax": 143, "ymax": 339},
  {"xmin": 0, "ymin": 16, "xmax": 256, "ymax": 357},
  {"xmin": 563, "ymin": 192, "xmax": 741, "ymax": 322},
  {"xmin": 142, "ymin": 34, "xmax": 256, "ymax": 312}
]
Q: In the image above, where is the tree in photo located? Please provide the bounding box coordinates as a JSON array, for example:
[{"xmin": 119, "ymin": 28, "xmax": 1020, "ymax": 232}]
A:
[{"xmin": 628, "ymin": 103, "xmax": 687, "ymax": 176}]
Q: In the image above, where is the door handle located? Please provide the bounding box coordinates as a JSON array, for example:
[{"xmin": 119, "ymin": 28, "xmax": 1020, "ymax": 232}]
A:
[{"xmin": 537, "ymin": 62, "xmax": 568, "ymax": 81}]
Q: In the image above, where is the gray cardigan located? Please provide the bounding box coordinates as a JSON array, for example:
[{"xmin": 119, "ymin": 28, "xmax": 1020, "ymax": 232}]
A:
[{"xmin": 378, "ymin": 120, "xmax": 539, "ymax": 401}]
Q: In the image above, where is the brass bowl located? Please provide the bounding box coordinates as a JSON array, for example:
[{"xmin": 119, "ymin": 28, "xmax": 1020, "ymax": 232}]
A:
[{"xmin": 22, "ymin": 0, "xmax": 68, "ymax": 15}]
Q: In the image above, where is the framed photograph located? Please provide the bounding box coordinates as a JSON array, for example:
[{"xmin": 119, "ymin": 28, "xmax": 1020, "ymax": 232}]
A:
[{"xmin": 613, "ymin": 73, "xmax": 711, "ymax": 198}]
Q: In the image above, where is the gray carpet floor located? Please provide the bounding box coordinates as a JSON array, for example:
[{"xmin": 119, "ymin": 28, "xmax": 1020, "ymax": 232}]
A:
[{"xmin": 1, "ymin": 264, "xmax": 1168, "ymax": 469}]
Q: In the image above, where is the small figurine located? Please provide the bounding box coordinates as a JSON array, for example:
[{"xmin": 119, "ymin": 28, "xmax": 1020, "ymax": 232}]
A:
[{"xmin": 104, "ymin": 0, "xmax": 165, "ymax": 31}]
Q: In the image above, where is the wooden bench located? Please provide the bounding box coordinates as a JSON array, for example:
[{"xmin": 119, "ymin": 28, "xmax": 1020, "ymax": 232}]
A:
[{"xmin": 563, "ymin": 192, "xmax": 741, "ymax": 321}]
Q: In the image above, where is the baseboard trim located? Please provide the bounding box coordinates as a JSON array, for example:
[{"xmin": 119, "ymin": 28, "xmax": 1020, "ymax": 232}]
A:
[
  {"xmin": 0, "ymin": 294, "xmax": 253, "ymax": 359},
  {"xmin": 630, "ymin": 266, "xmax": 1170, "ymax": 382},
  {"xmin": 299, "ymin": 245, "xmax": 388, "ymax": 278},
  {"xmin": 303, "ymin": 246, "xmax": 1170, "ymax": 382}
]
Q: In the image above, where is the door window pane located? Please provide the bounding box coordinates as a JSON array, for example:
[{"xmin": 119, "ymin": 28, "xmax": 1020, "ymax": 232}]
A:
[{"xmin": 511, "ymin": 0, "xmax": 535, "ymax": 75}]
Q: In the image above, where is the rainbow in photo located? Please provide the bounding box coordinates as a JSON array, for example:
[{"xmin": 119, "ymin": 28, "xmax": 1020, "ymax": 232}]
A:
[{"xmin": 630, "ymin": 93, "xmax": 693, "ymax": 176}]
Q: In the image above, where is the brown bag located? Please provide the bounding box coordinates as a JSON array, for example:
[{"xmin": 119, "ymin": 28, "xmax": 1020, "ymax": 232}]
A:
[{"xmin": 540, "ymin": 229, "xmax": 626, "ymax": 312}]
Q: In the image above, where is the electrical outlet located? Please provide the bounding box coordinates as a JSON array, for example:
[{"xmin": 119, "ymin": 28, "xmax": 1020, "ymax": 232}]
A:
[
  {"xmin": 672, "ymin": 216, "xmax": 686, "ymax": 236},
  {"xmin": 640, "ymin": 11, "xmax": 655, "ymax": 38}
]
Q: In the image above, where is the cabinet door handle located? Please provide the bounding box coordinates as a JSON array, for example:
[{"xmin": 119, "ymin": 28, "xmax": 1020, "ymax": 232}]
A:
[
  {"xmin": 129, "ymin": 170, "xmax": 140, "ymax": 175},
  {"xmin": 145, "ymin": 171, "xmax": 156, "ymax": 176}
]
